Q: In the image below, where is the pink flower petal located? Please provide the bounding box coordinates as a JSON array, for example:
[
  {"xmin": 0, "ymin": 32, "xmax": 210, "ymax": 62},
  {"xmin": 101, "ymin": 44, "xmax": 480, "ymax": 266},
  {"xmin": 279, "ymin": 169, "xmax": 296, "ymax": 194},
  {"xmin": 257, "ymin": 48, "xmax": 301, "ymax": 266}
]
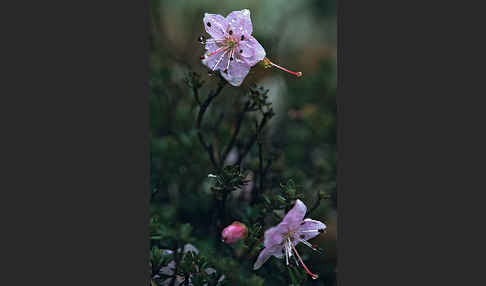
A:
[
  {"xmin": 253, "ymin": 244, "xmax": 282, "ymax": 270},
  {"xmin": 263, "ymin": 224, "xmax": 286, "ymax": 248},
  {"xmin": 220, "ymin": 58, "xmax": 251, "ymax": 86},
  {"xmin": 281, "ymin": 199, "xmax": 308, "ymax": 231},
  {"xmin": 226, "ymin": 9, "xmax": 252, "ymax": 38},
  {"xmin": 238, "ymin": 35, "xmax": 266, "ymax": 66},
  {"xmin": 203, "ymin": 13, "xmax": 227, "ymax": 39},
  {"xmin": 297, "ymin": 218, "xmax": 326, "ymax": 241}
]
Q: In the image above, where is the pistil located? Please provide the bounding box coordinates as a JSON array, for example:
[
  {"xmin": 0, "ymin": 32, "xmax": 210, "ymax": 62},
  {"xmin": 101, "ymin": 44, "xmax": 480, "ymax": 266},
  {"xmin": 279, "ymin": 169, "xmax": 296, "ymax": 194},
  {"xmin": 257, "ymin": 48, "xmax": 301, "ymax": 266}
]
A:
[
  {"xmin": 263, "ymin": 57, "xmax": 302, "ymax": 77},
  {"xmin": 290, "ymin": 241, "xmax": 319, "ymax": 279}
]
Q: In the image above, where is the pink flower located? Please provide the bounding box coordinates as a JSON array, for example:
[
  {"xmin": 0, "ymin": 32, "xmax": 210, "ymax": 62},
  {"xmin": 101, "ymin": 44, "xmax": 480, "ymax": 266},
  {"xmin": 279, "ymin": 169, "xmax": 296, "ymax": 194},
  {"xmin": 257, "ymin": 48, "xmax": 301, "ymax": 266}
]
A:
[
  {"xmin": 200, "ymin": 9, "xmax": 265, "ymax": 86},
  {"xmin": 221, "ymin": 221, "xmax": 248, "ymax": 244},
  {"xmin": 200, "ymin": 9, "xmax": 302, "ymax": 86},
  {"xmin": 253, "ymin": 199, "xmax": 326, "ymax": 280}
]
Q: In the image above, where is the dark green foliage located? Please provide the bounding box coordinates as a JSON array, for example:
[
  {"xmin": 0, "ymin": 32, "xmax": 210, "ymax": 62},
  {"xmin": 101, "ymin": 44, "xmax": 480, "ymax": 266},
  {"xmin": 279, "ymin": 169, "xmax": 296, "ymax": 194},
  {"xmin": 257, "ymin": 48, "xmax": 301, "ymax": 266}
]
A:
[{"xmin": 150, "ymin": 1, "xmax": 336, "ymax": 285}]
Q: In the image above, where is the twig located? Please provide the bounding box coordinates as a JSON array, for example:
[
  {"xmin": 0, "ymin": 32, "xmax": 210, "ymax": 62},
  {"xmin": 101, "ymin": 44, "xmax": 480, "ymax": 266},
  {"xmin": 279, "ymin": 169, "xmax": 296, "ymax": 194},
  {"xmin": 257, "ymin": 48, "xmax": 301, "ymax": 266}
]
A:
[
  {"xmin": 254, "ymin": 135, "xmax": 264, "ymax": 205},
  {"xmin": 236, "ymin": 112, "xmax": 272, "ymax": 166},
  {"xmin": 221, "ymin": 101, "xmax": 250, "ymax": 167},
  {"xmin": 192, "ymin": 84, "xmax": 201, "ymax": 106},
  {"xmin": 195, "ymin": 80, "xmax": 225, "ymax": 169},
  {"xmin": 309, "ymin": 195, "xmax": 323, "ymax": 216},
  {"xmin": 263, "ymin": 158, "xmax": 272, "ymax": 178}
]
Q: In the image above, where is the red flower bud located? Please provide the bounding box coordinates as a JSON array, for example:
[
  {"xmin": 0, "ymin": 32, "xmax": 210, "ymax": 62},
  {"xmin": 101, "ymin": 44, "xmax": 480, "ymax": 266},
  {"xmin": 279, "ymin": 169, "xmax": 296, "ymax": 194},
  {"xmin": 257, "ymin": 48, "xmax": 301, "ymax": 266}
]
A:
[{"xmin": 221, "ymin": 221, "xmax": 248, "ymax": 244}]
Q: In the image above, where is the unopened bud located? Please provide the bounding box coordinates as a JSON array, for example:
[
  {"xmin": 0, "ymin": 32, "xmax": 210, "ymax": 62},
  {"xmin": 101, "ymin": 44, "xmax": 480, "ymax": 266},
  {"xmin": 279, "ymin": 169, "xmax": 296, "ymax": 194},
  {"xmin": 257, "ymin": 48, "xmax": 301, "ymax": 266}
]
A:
[{"xmin": 221, "ymin": 221, "xmax": 248, "ymax": 244}]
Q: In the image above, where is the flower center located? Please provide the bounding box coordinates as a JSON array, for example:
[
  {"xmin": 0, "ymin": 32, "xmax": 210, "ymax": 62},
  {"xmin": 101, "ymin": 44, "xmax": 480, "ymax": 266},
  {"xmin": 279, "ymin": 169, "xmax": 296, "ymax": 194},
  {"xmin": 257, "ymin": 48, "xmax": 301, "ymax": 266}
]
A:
[{"xmin": 226, "ymin": 40, "xmax": 236, "ymax": 48}]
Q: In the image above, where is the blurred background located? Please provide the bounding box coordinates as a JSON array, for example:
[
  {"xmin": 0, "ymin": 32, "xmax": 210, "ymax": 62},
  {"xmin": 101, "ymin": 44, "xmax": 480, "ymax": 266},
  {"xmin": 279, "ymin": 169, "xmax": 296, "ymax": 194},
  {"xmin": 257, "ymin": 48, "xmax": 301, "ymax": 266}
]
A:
[{"xmin": 150, "ymin": 0, "xmax": 336, "ymax": 285}]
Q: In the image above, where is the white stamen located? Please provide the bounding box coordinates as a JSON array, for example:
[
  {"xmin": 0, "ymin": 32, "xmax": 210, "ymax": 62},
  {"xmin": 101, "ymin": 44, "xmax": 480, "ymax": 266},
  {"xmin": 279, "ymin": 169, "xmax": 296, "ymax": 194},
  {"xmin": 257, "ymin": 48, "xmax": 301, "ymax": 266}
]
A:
[
  {"xmin": 204, "ymin": 39, "xmax": 225, "ymax": 44},
  {"xmin": 225, "ymin": 48, "xmax": 234, "ymax": 73},
  {"xmin": 285, "ymin": 245, "xmax": 289, "ymax": 265},
  {"xmin": 293, "ymin": 253, "xmax": 299, "ymax": 266},
  {"xmin": 212, "ymin": 49, "xmax": 229, "ymax": 71},
  {"xmin": 300, "ymin": 230, "xmax": 319, "ymax": 233},
  {"xmin": 297, "ymin": 238, "xmax": 322, "ymax": 253}
]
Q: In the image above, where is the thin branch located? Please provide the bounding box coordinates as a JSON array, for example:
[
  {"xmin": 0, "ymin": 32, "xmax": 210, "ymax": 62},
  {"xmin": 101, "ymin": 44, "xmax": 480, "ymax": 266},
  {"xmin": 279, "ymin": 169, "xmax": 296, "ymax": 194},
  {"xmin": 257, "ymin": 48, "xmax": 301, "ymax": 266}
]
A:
[
  {"xmin": 195, "ymin": 80, "xmax": 225, "ymax": 169},
  {"xmin": 236, "ymin": 112, "xmax": 272, "ymax": 166},
  {"xmin": 221, "ymin": 101, "xmax": 250, "ymax": 167},
  {"xmin": 309, "ymin": 195, "xmax": 323, "ymax": 216},
  {"xmin": 256, "ymin": 136, "xmax": 264, "ymax": 204},
  {"xmin": 263, "ymin": 158, "xmax": 272, "ymax": 178},
  {"xmin": 192, "ymin": 84, "xmax": 201, "ymax": 106}
]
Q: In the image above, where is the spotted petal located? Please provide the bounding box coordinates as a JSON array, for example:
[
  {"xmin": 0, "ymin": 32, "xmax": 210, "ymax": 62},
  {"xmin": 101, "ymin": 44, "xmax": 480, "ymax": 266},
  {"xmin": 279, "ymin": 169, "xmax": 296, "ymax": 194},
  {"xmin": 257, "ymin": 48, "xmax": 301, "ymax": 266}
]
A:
[
  {"xmin": 203, "ymin": 13, "xmax": 228, "ymax": 39},
  {"xmin": 297, "ymin": 218, "xmax": 326, "ymax": 241},
  {"xmin": 220, "ymin": 58, "xmax": 251, "ymax": 86},
  {"xmin": 238, "ymin": 35, "xmax": 266, "ymax": 66},
  {"xmin": 226, "ymin": 9, "xmax": 252, "ymax": 38}
]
